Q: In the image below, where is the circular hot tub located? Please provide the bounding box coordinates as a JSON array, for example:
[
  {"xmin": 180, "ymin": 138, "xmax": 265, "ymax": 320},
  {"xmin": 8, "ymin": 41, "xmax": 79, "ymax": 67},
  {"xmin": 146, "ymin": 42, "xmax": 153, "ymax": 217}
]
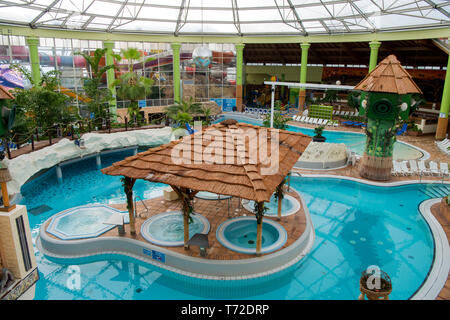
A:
[
  {"xmin": 216, "ymin": 217, "xmax": 287, "ymax": 254},
  {"xmin": 140, "ymin": 211, "xmax": 210, "ymax": 246},
  {"xmin": 243, "ymin": 194, "xmax": 300, "ymax": 217},
  {"xmin": 195, "ymin": 191, "xmax": 232, "ymax": 201}
]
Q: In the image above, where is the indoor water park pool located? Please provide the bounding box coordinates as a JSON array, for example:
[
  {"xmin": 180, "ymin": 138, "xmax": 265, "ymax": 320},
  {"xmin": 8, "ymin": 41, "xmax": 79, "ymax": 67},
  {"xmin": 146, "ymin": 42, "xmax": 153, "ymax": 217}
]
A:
[
  {"xmin": 18, "ymin": 149, "xmax": 440, "ymax": 300},
  {"xmin": 216, "ymin": 114, "xmax": 425, "ymax": 160}
]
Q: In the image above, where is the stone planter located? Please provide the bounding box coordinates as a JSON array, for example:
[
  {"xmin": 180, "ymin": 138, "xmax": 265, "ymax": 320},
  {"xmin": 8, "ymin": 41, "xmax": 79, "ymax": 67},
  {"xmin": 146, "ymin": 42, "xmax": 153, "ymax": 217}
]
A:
[
  {"xmin": 312, "ymin": 136, "xmax": 326, "ymax": 142},
  {"xmin": 407, "ymin": 130, "xmax": 422, "ymax": 136}
]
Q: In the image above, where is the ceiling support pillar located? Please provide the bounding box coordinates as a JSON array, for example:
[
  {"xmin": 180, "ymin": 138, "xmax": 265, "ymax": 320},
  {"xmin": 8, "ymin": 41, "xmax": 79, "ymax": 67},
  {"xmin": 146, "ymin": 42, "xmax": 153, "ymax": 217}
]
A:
[{"xmin": 436, "ymin": 50, "xmax": 450, "ymax": 140}]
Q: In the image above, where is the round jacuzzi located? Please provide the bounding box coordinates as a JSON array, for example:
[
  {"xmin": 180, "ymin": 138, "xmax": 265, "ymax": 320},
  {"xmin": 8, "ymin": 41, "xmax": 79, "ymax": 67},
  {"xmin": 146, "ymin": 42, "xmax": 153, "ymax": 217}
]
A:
[
  {"xmin": 140, "ymin": 211, "xmax": 210, "ymax": 246},
  {"xmin": 243, "ymin": 194, "xmax": 300, "ymax": 217},
  {"xmin": 216, "ymin": 217, "xmax": 287, "ymax": 254}
]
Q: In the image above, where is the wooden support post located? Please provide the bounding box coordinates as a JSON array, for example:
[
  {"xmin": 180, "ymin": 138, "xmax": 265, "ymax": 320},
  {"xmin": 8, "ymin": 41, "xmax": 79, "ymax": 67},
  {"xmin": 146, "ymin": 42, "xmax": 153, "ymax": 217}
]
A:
[
  {"xmin": 15, "ymin": 136, "xmax": 20, "ymax": 149},
  {"xmin": 35, "ymin": 128, "xmax": 39, "ymax": 141},
  {"xmin": 88, "ymin": 121, "xmax": 92, "ymax": 133},
  {"xmin": 31, "ymin": 134, "xmax": 34, "ymax": 151},
  {"xmin": 123, "ymin": 177, "xmax": 137, "ymax": 235},
  {"xmin": 48, "ymin": 129, "xmax": 52, "ymax": 145},
  {"xmin": 171, "ymin": 186, "xmax": 199, "ymax": 250},
  {"xmin": 256, "ymin": 201, "xmax": 264, "ymax": 256},
  {"xmin": 125, "ymin": 117, "xmax": 128, "ymax": 131},
  {"xmin": 6, "ymin": 141, "xmax": 11, "ymax": 159}
]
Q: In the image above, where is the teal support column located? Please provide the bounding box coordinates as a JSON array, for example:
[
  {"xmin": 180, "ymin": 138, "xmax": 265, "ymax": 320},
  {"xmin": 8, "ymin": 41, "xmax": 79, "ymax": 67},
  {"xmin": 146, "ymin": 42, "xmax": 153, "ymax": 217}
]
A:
[
  {"xmin": 436, "ymin": 51, "xmax": 450, "ymax": 140},
  {"xmin": 368, "ymin": 41, "xmax": 381, "ymax": 72},
  {"xmin": 103, "ymin": 41, "xmax": 118, "ymax": 121},
  {"xmin": 171, "ymin": 43, "xmax": 181, "ymax": 103},
  {"xmin": 298, "ymin": 42, "xmax": 310, "ymax": 111},
  {"xmin": 236, "ymin": 43, "xmax": 245, "ymax": 112},
  {"xmin": 26, "ymin": 37, "xmax": 41, "ymax": 86}
]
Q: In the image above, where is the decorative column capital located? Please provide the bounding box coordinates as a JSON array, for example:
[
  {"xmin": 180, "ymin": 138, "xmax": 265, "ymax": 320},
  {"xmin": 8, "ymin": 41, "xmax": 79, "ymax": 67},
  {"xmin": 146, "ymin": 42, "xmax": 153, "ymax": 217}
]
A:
[
  {"xmin": 300, "ymin": 42, "xmax": 311, "ymax": 50},
  {"xmin": 26, "ymin": 37, "xmax": 39, "ymax": 47},
  {"xmin": 103, "ymin": 41, "xmax": 114, "ymax": 49},
  {"xmin": 171, "ymin": 42, "xmax": 181, "ymax": 50},
  {"xmin": 369, "ymin": 41, "xmax": 381, "ymax": 50},
  {"xmin": 235, "ymin": 43, "xmax": 245, "ymax": 51}
]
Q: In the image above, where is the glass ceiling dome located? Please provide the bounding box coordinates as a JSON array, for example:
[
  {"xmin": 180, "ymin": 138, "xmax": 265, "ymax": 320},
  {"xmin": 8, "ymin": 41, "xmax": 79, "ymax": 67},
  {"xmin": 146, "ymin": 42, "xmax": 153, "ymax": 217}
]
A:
[{"xmin": 0, "ymin": 0, "xmax": 448, "ymax": 36}]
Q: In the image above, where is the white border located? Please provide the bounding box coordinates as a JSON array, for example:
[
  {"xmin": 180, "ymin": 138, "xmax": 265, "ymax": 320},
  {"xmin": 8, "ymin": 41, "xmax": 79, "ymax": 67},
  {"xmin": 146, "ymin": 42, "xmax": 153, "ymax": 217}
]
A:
[
  {"xmin": 242, "ymin": 194, "xmax": 301, "ymax": 217},
  {"xmin": 140, "ymin": 211, "xmax": 210, "ymax": 247},
  {"xmin": 215, "ymin": 217, "xmax": 288, "ymax": 254}
]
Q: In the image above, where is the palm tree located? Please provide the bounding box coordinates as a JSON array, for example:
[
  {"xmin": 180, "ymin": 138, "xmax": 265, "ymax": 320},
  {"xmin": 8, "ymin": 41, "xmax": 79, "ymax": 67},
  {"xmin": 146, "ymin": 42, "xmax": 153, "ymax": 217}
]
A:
[
  {"xmin": 166, "ymin": 97, "xmax": 202, "ymax": 120},
  {"xmin": 201, "ymin": 106, "xmax": 212, "ymax": 126},
  {"xmin": 262, "ymin": 111, "xmax": 289, "ymax": 130},
  {"xmin": 111, "ymin": 48, "xmax": 153, "ymax": 126},
  {"xmin": 76, "ymin": 48, "xmax": 115, "ymax": 126}
]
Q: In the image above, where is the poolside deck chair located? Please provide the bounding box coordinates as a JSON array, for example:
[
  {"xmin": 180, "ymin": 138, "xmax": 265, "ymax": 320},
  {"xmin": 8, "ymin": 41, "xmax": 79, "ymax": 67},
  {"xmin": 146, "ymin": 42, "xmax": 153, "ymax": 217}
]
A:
[
  {"xmin": 429, "ymin": 161, "xmax": 440, "ymax": 176},
  {"xmin": 342, "ymin": 121, "xmax": 354, "ymax": 126},
  {"xmin": 435, "ymin": 138, "xmax": 449, "ymax": 146},
  {"xmin": 354, "ymin": 111, "xmax": 359, "ymax": 117},
  {"xmin": 392, "ymin": 160, "xmax": 403, "ymax": 176},
  {"xmin": 299, "ymin": 116, "xmax": 306, "ymax": 122},
  {"xmin": 186, "ymin": 123, "xmax": 198, "ymax": 135},
  {"xmin": 317, "ymin": 119, "xmax": 324, "ymax": 125},
  {"xmin": 396, "ymin": 123, "xmax": 408, "ymax": 136},
  {"xmin": 343, "ymin": 111, "xmax": 350, "ymax": 116},
  {"xmin": 332, "ymin": 120, "xmax": 339, "ymax": 127},
  {"xmin": 349, "ymin": 111, "xmax": 355, "ymax": 116},
  {"xmin": 311, "ymin": 118, "xmax": 319, "ymax": 125},
  {"xmin": 418, "ymin": 161, "xmax": 431, "ymax": 176},
  {"xmin": 400, "ymin": 161, "xmax": 413, "ymax": 175},
  {"xmin": 409, "ymin": 160, "xmax": 419, "ymax": 175},
  {"xmin": 440, "ymin": 162, "xmax": 449, "ymax": 177}
]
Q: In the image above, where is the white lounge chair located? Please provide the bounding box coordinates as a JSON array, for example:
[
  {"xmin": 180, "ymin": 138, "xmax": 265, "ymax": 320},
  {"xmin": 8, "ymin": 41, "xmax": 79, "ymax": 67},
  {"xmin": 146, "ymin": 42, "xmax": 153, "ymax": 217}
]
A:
[
  {"xmin": 349, "ymin": 112, "xmax": 355, "ymax": 116},
  {"xmin": 317, "ymin": 119, "xmax": 324, "ymax": 125},
  {"xmin": 344, "ymin": 111, "xmax": 350, "ymax": 116},
  {"xmin": 354, "ymin": 111, "xmax": 359, "ymax": 117},
  {"xmin": 392, "ymin": 160, "xmax": 403, "ymax": 176},
  {"xmin": 440, "ymin": 162, "xmax": 449, "ymax": 177},
  {"xmin": 409, "ymin": 160, "xmax": 419, "ymax": 175},
  {"xmin": 429, "ymin": 161, "xmax": 440, "ymax": 176},
  {"xmin": 307, "ymin": 117, "xmax": 315, "ymax": 124},
  {"xmin": 418, "ymin": 161, "xmax": 431, "ymax": 176},
  {"xmin": 435, "ymin": 138, "xmax": 449, "ymax": 146},
  {"xmin": 332, "ymin": 120, "xmax": 339, "ymax": 127},
  {"xmin": 400, "ymin": 161, "xmax": 413, "ymax": 175}
]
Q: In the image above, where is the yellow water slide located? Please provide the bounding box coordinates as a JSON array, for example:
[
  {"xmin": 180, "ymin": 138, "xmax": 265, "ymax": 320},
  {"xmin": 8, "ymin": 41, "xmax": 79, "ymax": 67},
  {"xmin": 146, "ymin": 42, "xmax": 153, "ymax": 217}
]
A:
[{"xmin": 59, "ymin": 86, "xmax": 91, "ymax": 103}]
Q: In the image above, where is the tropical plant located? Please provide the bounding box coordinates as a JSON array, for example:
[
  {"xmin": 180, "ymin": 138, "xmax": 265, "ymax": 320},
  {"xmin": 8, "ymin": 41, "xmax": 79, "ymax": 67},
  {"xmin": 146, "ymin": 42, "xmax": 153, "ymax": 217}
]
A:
[
  {"xmin": 321, "ymin": 89, "xmax": 339, "ymax": 105},
  {"xmin": 166, "ymin": 97, "xmax": 202, "ymax": 120},
  {"xmin": 262, "ymin": 111, "xmax": 289, "ymax": 130},
  {"xmin": 76, "ymin": 48, "xmax": 115, "ymax": 126},
  {"xmin": 171, "ymin": 112, "xmax": 193, "ymax": 128},
  {"xmin": 347, "ymin": 90, "xmax": 361, "ymax": 110},
  {"xmin": 9, "ymin": 65, "xmax": 77, "ymax": 136},
  {"xmin": 111, "ymin": 48, "xmax": 153, "ymax": 126},
  {"xmin": 201, "ymin": 106, "xmax": 212, "ymax": 126}
]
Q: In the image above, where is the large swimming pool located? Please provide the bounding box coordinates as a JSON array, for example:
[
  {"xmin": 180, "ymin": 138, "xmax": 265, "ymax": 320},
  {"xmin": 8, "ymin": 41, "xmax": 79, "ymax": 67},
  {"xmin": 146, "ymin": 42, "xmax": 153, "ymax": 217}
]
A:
[
  {"xmin": 19, "ymin": 149, "xmax": 441, "ymax": 300},
  {"xmin": 215, "ymin": 114, "xmax": 424, "ymax": 160}
]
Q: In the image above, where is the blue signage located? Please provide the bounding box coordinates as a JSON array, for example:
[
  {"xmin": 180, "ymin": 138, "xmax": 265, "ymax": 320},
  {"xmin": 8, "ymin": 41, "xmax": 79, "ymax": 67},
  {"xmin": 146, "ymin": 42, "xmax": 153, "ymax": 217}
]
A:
[
  {"xmin": 138, "ymin": 100, "xmax": 146, "ymax": 108},
  {"xmin": 90, "ymin": 112, "xmax": 95, "ymax": 119},
  {"xmin": 151, "ymin": 250, "xmax": 166, "ymax": 263},
  {"xmin": 222, "ymin": 98, "xmax": 236, "ymax": 112}
]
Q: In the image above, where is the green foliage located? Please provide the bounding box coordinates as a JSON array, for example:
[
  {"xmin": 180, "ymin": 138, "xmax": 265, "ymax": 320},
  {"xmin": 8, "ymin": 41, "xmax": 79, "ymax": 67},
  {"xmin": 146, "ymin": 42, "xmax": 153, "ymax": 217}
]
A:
[
  {"xmin": 314, "ymin": 125, "xmax": 325, "ymax": 138},
  {"xmin": 9, "ymin": 66, "xmax": 77, "ymax": 136},
  {"xmin": 274, "ymin": 100, "xmax": 282, "ymax": 110},
  {"xmin": 201, "ymin": 106, "xmax": 212, "ymax": 126},
  {"xmin": 320, "ymin": 89, "xmax": 338, "ymax": 105},
  {"xmin": 111, "ymin": 48, "xmax": 154, "ymax": 125},
  {"xmin": 347, "ymin": 90, "xmax": 360, "ymax": 109},
  {"xmin": 166, "ymin": 97, "xmax": 202, "ymax": 119},
  {"xmin": 253, "ymin": 202, "xmax": 268, "ymax": 224},
  {"xmin": 262, "ymin": 111, "xmax": 288, "ymax": 130},
  {"xmin": 76, "ymin": 48, "xmax": 115, "ymax": 123}
]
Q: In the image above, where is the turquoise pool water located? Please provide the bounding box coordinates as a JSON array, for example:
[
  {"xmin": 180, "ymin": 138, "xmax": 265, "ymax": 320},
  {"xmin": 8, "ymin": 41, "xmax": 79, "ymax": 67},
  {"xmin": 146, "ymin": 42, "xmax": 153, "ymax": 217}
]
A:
[
  {"xmin": 19, "ymin": 149, "xmax": 440, "ymax": 300},
  {"xmin": 219, "ymin": 220, "xmax": 279, "ymax": 249},
  {"xmin": 245, "ymin": 194, "xmax": 297, "ymax": 216},
  {"xmin": 142, "ymin": 212, "xmax": 208, "ymax": 245},
  {"xmin": 215, "ymin": 114, "xmax": 424, "ymax": 160}
]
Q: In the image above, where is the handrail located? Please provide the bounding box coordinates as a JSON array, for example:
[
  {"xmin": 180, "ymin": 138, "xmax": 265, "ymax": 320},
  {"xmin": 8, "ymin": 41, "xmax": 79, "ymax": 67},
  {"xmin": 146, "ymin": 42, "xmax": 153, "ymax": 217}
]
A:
[{"xmin": 134, "ymin": 195, "xmax": 150, "ymax": 219}]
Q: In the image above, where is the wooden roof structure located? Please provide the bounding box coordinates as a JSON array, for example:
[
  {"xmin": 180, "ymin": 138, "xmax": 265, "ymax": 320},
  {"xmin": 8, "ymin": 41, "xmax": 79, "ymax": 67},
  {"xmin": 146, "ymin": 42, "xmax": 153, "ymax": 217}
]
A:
[
  {"xmin": 102, "ymin": 119, "xmax": 311, "ymax": 203},
  {"xmin": 353, "ymin": 54, "xmax": 423, "ymax": 95},
  {"xmin": 0, "ymin": 86, "xmax": 14, "ymax": 100}
]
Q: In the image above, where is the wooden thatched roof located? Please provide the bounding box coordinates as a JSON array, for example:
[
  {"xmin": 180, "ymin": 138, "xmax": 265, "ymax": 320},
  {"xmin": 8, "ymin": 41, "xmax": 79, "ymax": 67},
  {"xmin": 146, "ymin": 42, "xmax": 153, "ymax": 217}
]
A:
[
  {"xmin": 0, "ymin": 86, "xmax": 14, "ymax": 100},
  {"xmin": 354, "ymin": 54, "xmax": 423, "ymax": 95},
  {"xmin": 102, "ymin": 119, "xmax": 311, "ymax": 202}
]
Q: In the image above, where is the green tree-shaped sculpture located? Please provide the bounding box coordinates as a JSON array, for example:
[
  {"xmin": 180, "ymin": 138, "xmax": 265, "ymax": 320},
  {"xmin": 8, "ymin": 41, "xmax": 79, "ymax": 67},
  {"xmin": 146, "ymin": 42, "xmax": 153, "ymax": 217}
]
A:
[{"xmin": 354, "ymin": 55, "xmax": 422, "ymax": 181}]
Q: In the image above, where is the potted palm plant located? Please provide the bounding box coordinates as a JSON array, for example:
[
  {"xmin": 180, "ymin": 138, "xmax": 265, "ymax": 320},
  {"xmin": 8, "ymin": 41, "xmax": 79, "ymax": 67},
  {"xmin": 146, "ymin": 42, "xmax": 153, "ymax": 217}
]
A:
[{"xmin": 313, "ymin": 125, "xmax": 326, "ymax": 142}]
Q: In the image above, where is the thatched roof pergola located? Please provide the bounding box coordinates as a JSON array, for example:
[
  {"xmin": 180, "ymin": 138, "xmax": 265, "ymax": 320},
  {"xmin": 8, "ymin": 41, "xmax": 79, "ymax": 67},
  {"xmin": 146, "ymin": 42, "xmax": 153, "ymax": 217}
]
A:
[
  {"xmin": 354, "ymin": 54, "xmax": 422, "ymax": 95},
  {"xmin": 102, "ymin": 119, "xmax": 311, "ymax": 254}
]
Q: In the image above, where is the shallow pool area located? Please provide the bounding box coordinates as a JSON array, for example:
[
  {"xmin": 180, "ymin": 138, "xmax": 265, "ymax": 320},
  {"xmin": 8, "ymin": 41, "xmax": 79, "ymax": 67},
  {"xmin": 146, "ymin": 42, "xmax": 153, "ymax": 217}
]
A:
[
  {"xmin": 18, "ymin": 148, "xmax": 444, "ymax": 300},
  {"xmin": 46, "ymin": 204, "xmax": 129, "ymax": 240},
  {"xmin": 216, "ymin": 217, "xmax": 287, "ymax": 254},
  {"xmin": 140, "ymin": 211, "xmax": 210, "ymax": 246},
  {"xmin": 216, "ymin": 114, "xmax": 425, "ymax": 160}
]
